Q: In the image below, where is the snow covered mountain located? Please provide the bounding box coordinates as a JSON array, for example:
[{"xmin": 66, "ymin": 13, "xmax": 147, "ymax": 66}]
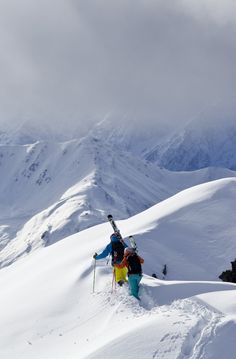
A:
[
  {"xmin": 145, "ymin": 115, "xmax": 236, "ymax": 171},
  {"xmin": 1, "ymin": 125, "xmax": 236, "ymax": 268},
  {"xmin": 0, "ymin": 134, "xmax": 166, "ymax": 266},
  {"xmin": 0, "ymin": 177, "xmax": 236, "ymax": 359}
]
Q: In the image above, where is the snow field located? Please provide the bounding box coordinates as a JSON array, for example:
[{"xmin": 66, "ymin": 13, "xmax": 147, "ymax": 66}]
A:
[{"xmin": 0, "ymin": 190, "xmax": 236, "ymax": 358}]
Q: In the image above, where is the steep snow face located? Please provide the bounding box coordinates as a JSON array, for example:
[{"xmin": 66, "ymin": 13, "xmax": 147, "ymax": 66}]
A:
[
  {"xmin": 145, "ymin": 116, "xmax": 236, "ymax": 171},
  {"xmin": 0, "ymin": 178, "xmax": 236, "ymax": 359}
]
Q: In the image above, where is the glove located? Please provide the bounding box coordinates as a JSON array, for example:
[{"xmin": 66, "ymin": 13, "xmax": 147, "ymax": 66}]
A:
[{"xmin": 93, "ymin": 252, "xmax": 97, "ymax": 259}]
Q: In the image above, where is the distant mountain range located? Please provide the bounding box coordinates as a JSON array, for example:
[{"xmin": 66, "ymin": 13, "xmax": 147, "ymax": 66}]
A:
[{"xmin": 145, "ymin": 115, "xmax": 236, "ymax": 171}]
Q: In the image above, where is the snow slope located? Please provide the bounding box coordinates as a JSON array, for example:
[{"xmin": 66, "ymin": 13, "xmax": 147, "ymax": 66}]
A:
[
  {"xmin": 0, "ymin": 177, "xmax": 236, "ymax": 358},
  {"xmin": 124, "ymin": 177, "xmax": 236, "ymax": 280}
]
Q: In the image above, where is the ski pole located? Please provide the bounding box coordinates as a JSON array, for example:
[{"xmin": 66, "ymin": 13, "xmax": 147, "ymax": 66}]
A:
[
  {"xmin": 106, "ymin": 253, "xmax": 111, "ymax": 265},
  {"xmin": 92, "ymin": 259, "xmax": 96, "ymax": 293},
  {"xmin": 112, "ymin": 268, "xmax": 116, "ymax": 293}
]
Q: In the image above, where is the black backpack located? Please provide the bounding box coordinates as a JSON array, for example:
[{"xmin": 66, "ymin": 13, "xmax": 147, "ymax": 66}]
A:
[
  {"xmin": 127, "ymin": 254, "xmax": 142, "ymax": 275},
  {"xmin": 111, "ymin": 241, "xmax": 125, "ymax": 263}
]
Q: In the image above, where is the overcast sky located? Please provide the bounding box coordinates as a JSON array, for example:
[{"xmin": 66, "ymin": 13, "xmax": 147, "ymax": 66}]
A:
[{"xmin": 0, "ymin": 0, "xmax": 236, "ymax": 133}]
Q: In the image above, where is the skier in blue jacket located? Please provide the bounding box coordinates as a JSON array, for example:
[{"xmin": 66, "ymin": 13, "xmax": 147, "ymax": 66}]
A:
[{"xmin": 93, "ymin": 233, "xmax": 128, "ymax": 286}]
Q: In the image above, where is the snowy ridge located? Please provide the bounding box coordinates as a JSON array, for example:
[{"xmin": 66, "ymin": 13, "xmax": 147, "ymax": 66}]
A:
[
  {"xmin": 0, "ymin": 178, "xmax": 235, "ymax": 358},
  {"xmin": 0, "ymin": 134, "xmax": 175, "ymax": 266}
]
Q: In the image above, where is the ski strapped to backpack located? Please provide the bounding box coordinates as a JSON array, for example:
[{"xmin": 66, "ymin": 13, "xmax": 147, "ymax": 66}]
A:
[
  {"xmin": 107, "ymin": 214, "xmax": 120, "ymax": 235},
  {"xmin": 107, "ymin": 214, "xmax": 137, "ymax": 251},
  {"xmin": 128, "ymin": 235, "xmax": 137, "ymax": 251}
]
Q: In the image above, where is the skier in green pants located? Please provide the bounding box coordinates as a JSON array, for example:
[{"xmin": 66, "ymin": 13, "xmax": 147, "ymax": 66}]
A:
[{"xmin": 115, "ymin": 247, "xmax": 144, "ymax": 300}]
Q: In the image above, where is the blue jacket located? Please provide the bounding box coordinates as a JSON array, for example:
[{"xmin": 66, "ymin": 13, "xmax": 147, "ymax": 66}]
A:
[{"xmin": 96, "ymin": 234, "xmax": 128, "ymax": 263}]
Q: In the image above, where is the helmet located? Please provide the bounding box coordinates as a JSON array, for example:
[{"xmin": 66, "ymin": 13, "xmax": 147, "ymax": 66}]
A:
[
  {"xmin": 124, "ymin": 247, "xmax": 135, "ymax": 256},
  {"xmin": 110, "ymin": 233, "xmax": 119, "ymax": 242}
]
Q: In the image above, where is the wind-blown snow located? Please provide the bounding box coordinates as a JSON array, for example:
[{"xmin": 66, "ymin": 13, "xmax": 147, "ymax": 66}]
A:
[{"xmin": 0, "ymin": 177, "xmax": 236, "ymax": 358}]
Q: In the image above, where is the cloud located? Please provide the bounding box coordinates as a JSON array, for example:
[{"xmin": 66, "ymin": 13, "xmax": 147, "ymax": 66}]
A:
[{"xmin": 0, "ymin": 0, "xmax": 235, "ymax": 133}]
